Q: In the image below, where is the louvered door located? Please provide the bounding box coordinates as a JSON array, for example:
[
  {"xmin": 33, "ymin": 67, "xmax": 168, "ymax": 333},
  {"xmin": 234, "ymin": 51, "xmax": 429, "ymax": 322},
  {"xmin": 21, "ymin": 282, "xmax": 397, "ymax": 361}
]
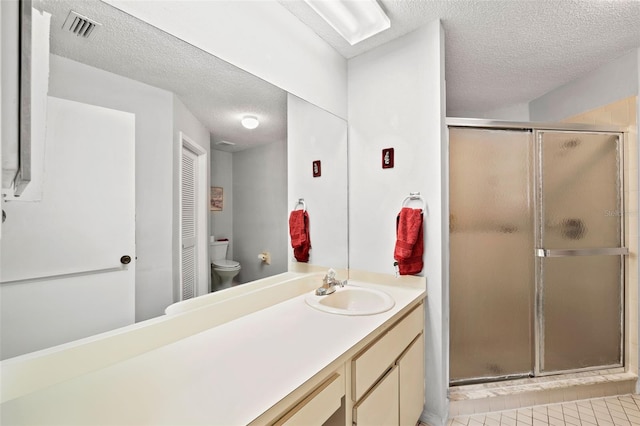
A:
[{"xmin": 181, "ymin": 146, "xmax": 198, "ymax": 300}]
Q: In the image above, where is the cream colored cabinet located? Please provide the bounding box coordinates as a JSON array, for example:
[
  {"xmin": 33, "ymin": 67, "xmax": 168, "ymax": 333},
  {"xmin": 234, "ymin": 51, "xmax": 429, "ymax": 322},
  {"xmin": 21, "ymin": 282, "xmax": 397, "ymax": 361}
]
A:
[
  {"xmin": 273, "ymin": 372, "xmax": 345, "ymax": 426},
  {"xmin": 255, "ymin": 302, "xmax": 425, "ymax": 426},
  {"xmin": 354, "ymin": 366, "xmax": 400, "ymax": 426},
  {"xmin": 399, "ymin": 334, "xmax": 425, "ymax": 426},
  {"xmin": 352, "ymin": 305, "xmax": 424, "ymax": 426}
]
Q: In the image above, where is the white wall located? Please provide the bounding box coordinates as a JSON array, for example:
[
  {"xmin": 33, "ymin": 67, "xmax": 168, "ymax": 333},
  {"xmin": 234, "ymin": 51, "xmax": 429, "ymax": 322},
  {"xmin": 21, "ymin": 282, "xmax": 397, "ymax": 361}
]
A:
[
  {"xmin": 288, "ymin": 94, "xmax": 348, "ymax": 270},
  {"xmin": 48, "ymin": 55, "xmax": 175, "ymax": 322},
  {"xmin": 449, "ymin": 101, "xmax": 530, "ymax": 121},
  {"xmin": 172, "ymin": 95, "xmax": 211, "ymax": 297},
  {"xmin": 210, "ymin": 148, "xmax": 233, "ymax": 249},
  {"xmin": 347, "ymin": 22, "xmax": 447, "ymax": 424},
  {"xmin": 103, "ymin": 0, "xmax": 347, "ymax": 120},
  {"xmin": 233, "ymin": 141, "xmax": 288, "ymax": 283},
  {"xmin": 530, "ymin": 49, "xmax": 639, "ymax": 122}
]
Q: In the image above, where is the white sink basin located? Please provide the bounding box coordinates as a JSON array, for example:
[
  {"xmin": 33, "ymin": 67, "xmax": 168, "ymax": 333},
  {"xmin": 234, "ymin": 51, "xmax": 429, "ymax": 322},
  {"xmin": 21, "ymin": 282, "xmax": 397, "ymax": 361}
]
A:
[{"xmin": 305, "ymin": 286, "xmax": 395, "ymax": 316}]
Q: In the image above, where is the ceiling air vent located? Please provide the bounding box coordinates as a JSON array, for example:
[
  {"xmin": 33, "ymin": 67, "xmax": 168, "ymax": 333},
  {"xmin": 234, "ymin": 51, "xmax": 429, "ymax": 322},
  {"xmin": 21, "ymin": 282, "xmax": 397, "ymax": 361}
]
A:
[
  {"xmin": 62, "ymin": 11, "xmax": 101, "ymax": 39},
  {"xmin": 215, "ymin": 141, "xmax": 236, "ymax": 147}
]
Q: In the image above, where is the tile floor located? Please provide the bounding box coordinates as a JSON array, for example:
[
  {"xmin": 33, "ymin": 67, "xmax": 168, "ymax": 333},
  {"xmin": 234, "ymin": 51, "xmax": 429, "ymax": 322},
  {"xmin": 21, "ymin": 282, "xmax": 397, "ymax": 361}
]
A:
[{"xmin": 446, "ymin": 394, "xmax": 640, "ymax": 426}]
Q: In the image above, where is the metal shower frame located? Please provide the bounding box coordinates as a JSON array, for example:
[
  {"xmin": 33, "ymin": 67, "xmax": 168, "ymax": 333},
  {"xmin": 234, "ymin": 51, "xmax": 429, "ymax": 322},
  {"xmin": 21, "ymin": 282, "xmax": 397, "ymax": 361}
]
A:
[{"xmin": 447, "ymin": 118, "xmax": 628, "ymax": 384}]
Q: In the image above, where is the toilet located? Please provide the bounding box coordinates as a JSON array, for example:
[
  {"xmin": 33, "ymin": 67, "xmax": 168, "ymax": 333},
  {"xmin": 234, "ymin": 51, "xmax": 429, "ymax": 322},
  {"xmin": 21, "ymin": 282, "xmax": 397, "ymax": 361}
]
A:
[{"xmin": 210, "ymin": 240, "xmax": 241, "ymax": 291}]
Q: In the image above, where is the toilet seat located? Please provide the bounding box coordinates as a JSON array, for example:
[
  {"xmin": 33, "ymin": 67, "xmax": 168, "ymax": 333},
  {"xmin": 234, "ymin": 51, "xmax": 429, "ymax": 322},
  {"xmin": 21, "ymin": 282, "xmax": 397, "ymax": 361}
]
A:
[{"xmin": 212, "ymin": 259, "xmax": 240, "ymax": 269}]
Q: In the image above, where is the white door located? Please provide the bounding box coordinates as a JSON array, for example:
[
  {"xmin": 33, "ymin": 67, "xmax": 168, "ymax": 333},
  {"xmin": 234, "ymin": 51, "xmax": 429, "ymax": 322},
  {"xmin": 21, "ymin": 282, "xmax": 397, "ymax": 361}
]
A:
[
  {"xmin": 179, "ymin": 134, "xmax": 207, "ymax": 300},
  {"xmin": 181, "ymin": 146, "xmax": 197, "ymax": 300},
  {"xmin": 0, "ymin": 97, "xmax": 135, "ymax": 359}
]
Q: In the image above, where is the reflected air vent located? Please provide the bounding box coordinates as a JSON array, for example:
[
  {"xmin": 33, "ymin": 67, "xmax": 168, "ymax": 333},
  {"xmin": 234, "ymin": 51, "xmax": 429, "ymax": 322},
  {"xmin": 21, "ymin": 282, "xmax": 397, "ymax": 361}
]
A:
[{"xmin": 62, "ymin": 11, "xmax": 101, "ymax": 39}]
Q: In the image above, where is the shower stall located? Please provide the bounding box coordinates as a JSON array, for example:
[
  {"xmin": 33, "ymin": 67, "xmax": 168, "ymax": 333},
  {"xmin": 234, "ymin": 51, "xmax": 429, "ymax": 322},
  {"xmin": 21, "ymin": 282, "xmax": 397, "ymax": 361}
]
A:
[{"xmin": 448, "ymin": 119, "xmax": 628, "ymax": 385}]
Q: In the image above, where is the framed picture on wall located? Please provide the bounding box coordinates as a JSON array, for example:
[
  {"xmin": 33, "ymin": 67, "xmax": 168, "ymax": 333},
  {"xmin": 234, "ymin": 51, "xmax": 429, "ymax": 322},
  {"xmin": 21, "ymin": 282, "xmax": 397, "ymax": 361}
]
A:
[{"xmin": 210, "ymin": 187, "xmax": 223, "ymax": 211}]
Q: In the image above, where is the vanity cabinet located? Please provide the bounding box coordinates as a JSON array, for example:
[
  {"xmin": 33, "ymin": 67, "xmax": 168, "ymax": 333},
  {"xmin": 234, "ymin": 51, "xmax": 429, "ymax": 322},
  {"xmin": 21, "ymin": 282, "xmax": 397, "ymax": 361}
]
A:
[
  {"xmin": 352, "ymin": 305, "xmax": 424, "ymax": 426},
  {"xmin": 0, "ymin": 272, "xmax": 426, "ymax": 426},
  {"xmin": 260, "ymin": 302, "xmax": 425, "ymax": 426}
]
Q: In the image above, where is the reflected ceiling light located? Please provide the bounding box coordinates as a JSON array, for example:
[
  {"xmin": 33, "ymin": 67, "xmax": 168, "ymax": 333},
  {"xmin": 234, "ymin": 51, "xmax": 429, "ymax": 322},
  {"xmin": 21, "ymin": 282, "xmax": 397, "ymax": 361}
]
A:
[
  {"xmin": 303, "ymin": 0, "xmax": 390, "ymax": 46},
  {"xmin": 241, "ymin": 115, "xmax": 259, "ymax": 130}
]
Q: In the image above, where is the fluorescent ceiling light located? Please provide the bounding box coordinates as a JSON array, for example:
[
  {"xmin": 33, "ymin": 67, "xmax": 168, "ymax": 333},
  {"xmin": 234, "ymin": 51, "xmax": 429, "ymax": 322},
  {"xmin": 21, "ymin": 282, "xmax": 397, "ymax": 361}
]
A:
[
  {"xmin": 241, "ymin": 115, "xmax": 259, "ymax": 130},
  {"xmin": 303, "ymin": 0, "xmax": 390, "ymax": 45}
]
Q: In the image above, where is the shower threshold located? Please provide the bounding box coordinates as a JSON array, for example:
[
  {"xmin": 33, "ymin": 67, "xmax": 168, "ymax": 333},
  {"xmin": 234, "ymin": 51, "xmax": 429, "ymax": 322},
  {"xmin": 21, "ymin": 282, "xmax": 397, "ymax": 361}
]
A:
[{"xmin": 448, "ymin": 368, "xmax": 637, "ymax": 417}]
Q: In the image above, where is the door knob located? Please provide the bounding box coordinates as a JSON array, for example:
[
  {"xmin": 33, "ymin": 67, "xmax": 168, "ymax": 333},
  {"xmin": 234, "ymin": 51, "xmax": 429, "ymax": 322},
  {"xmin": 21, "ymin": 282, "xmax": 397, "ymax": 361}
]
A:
[{"xmin": 120, "ymin": 255, "xmax": 132, "ymax": 265}]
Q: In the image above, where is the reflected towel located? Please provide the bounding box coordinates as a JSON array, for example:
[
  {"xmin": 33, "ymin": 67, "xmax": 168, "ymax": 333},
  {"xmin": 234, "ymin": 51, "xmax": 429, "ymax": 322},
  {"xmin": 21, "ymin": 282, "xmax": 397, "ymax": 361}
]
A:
[
  {"xmin": 289, "ymin": 210, "xmax": 311, "ymax": 262},
  {"xmin": 394, "ymin": 207, "xmax": 424, "ymax": 275}
]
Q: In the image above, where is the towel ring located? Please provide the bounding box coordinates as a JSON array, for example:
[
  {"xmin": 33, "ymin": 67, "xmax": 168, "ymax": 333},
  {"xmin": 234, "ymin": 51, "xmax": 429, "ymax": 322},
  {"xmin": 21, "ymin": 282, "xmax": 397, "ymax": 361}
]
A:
[
  {"xmin": 401, "ymin": 192, "xmax": 426, "ymax": 211},
  {"xmin": 294, "ymin": 198, "xmax": 306, "ymax": 212}
]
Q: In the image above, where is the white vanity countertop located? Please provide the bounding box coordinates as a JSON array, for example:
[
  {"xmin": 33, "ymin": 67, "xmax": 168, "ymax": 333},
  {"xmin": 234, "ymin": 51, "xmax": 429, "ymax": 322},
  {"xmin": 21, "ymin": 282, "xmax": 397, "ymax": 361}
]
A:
[{"xmin": 0, "ymin": 280, "xmax": 425, "ymax": 425}]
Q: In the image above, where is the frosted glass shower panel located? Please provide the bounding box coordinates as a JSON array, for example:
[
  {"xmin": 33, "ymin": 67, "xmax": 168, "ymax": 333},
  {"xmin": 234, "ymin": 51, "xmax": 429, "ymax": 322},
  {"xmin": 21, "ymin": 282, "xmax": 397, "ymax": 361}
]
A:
[
  {"xmin": 449, "ymin": 128, "xmax": 534, "ymax": 383},
  {"xmin": 542, "ymin": 256, "xmax": 622, "ymax": 372},
  {"xmin": 540, "ymin": 132, "xmax": 621, "ymax": 249},
  {"xmin": 539, "ymin": 131, "xmax": 623, "ymax": 373}
]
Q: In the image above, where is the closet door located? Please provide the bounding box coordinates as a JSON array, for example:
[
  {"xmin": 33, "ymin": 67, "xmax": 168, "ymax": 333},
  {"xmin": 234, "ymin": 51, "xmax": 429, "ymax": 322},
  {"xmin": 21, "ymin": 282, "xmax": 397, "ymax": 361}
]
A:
[{"xmin": 181, "ymin": 145, "xmax": 198, "ymax": 300}]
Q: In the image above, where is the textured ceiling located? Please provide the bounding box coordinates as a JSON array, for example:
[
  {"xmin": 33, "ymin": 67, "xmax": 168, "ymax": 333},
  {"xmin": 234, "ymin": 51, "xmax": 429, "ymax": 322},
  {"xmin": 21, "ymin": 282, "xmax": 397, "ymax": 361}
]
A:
[
  {"xmin": 36, "ymin": 0, "xmax": 287, "ymax": 153},
  {"xmin": 280, "ymin": 0, "xmax": 640, "ymax": 116},
  {"xmin": 35, "ymin": 0, "xmax": 640, "ymax": 135}
]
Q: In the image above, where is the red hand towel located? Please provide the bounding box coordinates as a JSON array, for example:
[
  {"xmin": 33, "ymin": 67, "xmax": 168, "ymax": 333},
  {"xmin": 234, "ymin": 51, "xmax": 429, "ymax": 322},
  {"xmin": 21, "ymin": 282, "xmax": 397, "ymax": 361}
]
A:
[
  {"xmin": 394, "ymin": 207, "xmax": 424, "ymax": 275},
  {"xmin": 289, "ymin": 210, "xmax": 311, "ymax": 262}
]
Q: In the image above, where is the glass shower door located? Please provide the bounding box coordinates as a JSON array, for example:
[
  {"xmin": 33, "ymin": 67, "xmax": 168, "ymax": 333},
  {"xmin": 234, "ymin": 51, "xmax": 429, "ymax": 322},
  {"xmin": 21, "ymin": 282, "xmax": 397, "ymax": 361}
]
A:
[
  {"xmin": 536, "ymin": 131, "xmax": 625, "ymax": 374},
  {"xmin": 449, "ymin": 127, "xmax": 535, "ymax": 383}
]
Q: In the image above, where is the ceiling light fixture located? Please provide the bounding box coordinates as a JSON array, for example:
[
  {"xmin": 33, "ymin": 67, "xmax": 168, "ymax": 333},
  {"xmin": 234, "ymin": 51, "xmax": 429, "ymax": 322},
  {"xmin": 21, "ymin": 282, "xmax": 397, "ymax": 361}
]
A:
[
  {"xmin": 241, "ymin": 115, "xmax": 259, "ymax": 130},
  {"xmin": 215, "ymin": 140, "xmax": 236, "ymax": 146},
  {"xmin": 303, "ymin": 0, "xmax": 390, "ymax": 46}
]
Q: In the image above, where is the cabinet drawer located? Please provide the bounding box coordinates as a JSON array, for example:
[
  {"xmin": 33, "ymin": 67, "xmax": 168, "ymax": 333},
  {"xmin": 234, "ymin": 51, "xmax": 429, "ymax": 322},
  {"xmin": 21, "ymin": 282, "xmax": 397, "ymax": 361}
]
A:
[
  {"xmin": 274, "ymin": 372, "xmax": 344, "ymax": 426},
  {"xmin": 351, "ymin": 304, "xmax": 423, "ymax": 401}
]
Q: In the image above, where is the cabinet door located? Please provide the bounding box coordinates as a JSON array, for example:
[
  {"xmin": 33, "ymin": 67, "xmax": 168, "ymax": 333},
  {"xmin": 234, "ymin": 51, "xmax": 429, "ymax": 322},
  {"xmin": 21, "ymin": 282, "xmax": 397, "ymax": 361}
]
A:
[
  {"xmin": 399, "ymin": 334, "xmax": 424, "ymax": 426},
  {"xmin": 353, "ymin": 366, "xmax": 399, "ymax": 426},
  {"xmin": 352, "ymin": 305, "xmax": 423, "ymax": 400}
]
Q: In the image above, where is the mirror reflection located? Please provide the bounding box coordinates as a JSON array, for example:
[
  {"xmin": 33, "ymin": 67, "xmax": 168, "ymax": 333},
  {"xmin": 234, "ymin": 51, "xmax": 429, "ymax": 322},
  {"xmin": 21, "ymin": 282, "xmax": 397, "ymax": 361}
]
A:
[{"xmin": 0, "ymin": 0, "xmax": 347, "ymax": 360}]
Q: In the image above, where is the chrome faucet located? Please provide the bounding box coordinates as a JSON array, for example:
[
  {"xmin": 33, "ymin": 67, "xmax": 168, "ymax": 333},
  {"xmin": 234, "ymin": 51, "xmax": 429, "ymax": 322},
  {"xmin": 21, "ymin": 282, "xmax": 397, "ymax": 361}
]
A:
[{"xmin": 315, "ymin": 268, "xmax": 347, "ymax": 296}]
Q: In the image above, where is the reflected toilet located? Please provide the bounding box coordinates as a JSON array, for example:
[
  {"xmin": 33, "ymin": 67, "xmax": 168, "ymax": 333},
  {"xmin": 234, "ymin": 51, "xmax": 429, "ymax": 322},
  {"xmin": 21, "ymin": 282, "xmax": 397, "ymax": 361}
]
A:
[{"xmin": 210, "ymin": 240, "xmax": 241, "ymax": 291}]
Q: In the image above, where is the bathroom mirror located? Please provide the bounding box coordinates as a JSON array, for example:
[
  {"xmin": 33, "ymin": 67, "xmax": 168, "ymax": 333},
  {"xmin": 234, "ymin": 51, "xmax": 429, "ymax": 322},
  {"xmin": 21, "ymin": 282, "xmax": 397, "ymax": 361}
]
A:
[{"xmin": 0, "ymin": 0, "xmax": 348, "ymax": 360}]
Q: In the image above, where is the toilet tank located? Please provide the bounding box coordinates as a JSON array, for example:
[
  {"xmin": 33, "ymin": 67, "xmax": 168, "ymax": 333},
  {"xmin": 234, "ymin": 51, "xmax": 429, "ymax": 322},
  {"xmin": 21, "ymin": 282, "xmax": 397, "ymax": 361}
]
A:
[{"xmin": 210, "ymin": 241, "xmax": 229, "ymax": 262}]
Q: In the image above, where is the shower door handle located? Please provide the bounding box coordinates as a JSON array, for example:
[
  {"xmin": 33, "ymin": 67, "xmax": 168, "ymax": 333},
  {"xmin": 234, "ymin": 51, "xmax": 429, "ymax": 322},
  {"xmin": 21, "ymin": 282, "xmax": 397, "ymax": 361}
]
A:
[{"xmin": 535, "ymin": 247, "xmax": 629, "ymax": 257}]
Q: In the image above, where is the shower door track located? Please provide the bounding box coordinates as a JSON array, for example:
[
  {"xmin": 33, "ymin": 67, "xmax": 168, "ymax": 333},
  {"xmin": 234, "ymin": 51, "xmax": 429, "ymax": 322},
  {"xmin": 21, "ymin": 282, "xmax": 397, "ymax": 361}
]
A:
[
  {"xmin": 446, "ymin": 118, "xmax": 627, "ymax": 133},
  {"xmin": 447, "ymin": 118, "xmax": 629, "ymax": 385},
  {"xmin": 449, "ymin": 373, "xmax": 532, "ymax": 387}
]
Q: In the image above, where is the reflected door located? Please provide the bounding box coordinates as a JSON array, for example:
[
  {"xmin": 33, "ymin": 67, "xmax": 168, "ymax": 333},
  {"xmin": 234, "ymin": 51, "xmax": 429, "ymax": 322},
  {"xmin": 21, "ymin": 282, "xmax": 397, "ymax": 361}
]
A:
[
  {"xmin": 537, "ymin": 131, "xmax": 624, "ymax": 374},
  {"xmin": 181, "ymin": 145, "xmax": 198, "ymax": 300}
]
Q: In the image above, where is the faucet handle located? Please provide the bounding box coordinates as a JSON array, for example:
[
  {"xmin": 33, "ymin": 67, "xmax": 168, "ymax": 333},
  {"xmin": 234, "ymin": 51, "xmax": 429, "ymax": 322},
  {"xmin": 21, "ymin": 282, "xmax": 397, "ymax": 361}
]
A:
[{"xmin": 326, "ymin": 268, "xmax": 336, "ymax": 279}]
